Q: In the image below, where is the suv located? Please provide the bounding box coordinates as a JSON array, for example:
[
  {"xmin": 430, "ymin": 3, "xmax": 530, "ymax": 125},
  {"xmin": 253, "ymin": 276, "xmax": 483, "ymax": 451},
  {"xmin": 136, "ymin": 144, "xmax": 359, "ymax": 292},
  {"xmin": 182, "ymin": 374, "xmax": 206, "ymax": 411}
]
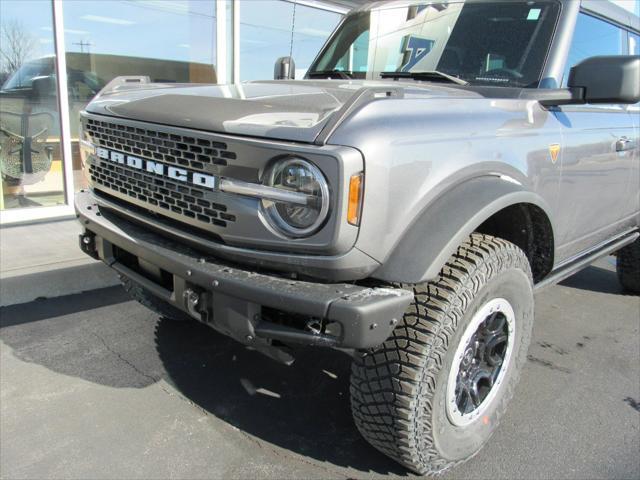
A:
[{"xmin": 76, "ymin": 0, "xmax": 640, "ymax": 474}]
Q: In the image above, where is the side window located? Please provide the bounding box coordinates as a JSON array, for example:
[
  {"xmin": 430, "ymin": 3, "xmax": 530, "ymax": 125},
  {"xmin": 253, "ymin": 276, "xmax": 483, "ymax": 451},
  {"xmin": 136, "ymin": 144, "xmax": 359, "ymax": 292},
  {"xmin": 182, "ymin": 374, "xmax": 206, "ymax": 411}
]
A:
[
  {"xmin": 335, "ymin": 30, "xmax": 370, "ymax": 73},
  {"xmin": 563, "ymin": 13, "xmax": 627, "ymax": 86}
]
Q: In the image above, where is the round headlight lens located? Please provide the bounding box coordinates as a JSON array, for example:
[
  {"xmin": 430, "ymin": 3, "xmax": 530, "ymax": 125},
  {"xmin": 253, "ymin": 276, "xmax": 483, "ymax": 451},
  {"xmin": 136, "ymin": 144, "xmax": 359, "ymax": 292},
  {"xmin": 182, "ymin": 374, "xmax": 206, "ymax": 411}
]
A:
[{"xmin": 263, "ymin": 157, "xmax": 330, "ymax": 237}]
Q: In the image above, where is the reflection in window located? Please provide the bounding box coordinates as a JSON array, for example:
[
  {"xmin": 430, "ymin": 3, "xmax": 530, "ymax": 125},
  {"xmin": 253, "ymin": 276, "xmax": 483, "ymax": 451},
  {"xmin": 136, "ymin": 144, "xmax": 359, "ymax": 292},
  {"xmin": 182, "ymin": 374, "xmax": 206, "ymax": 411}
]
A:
[
  {"xmin": 240, "ymin": 0, "xmax": 341, "ymax": 81},
  {"xmin": 62, "ymin": 0, "xmax": 217, "ymax": 190},
  {"xmin": 291, "ymin": 3, "xmax": 342, "ymax": 78},
  {"xmin": 630, "ymin": 32, "xmax": 639, "ymax": 55},
  {"xmin": 563, "ymin": 13, "xmax": 627, "ymax": 86},
  {"xmin": 0, "ymin": 1, "xmax": 65, "ymax": 210}
]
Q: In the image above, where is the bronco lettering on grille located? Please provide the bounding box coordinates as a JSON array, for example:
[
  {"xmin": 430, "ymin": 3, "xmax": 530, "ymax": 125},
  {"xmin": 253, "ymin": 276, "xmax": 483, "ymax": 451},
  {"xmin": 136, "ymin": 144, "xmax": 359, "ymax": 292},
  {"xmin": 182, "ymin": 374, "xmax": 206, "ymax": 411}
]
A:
[{"xmin": 95, "ymin": 147, "xmax": 218, "ymax": 190}]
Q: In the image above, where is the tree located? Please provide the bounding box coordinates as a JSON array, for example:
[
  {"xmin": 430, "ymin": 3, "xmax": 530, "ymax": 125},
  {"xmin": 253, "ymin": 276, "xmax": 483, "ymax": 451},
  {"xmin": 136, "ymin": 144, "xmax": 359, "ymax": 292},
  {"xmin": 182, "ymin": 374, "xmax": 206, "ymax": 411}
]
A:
[{"xmin": 0, "ymin": 20, "xmax": 38, "ymax": 78}]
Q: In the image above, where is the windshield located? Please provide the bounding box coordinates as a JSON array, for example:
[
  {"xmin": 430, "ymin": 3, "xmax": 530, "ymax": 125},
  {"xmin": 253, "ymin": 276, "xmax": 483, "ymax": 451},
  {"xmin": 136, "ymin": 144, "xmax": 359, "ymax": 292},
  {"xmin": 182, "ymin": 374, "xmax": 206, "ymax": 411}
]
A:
[
  {"xmin": 2, "ymin": 57, "xmax": 55, "ymax": 91},
  {"xmin": 307, "ymin": 1, "xmax": 560, "ymax": 87}
]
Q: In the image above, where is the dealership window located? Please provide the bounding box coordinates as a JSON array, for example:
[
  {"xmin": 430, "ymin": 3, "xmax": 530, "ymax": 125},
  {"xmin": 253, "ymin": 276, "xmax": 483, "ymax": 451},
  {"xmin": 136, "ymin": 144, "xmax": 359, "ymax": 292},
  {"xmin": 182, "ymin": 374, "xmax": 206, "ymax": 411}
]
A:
[
  {"xmin": 290, "ymin": 3, "xmax": 342, "ymax": 78},
  {"xmin": 0, "ymin": 1, "xmax": 66, "ymax": 211},
  {"xmin": 240, "ymin": 0, "xmax": 341, "ymax": 81},
  {"xmin": 61, "ymin": 0, "xmax": 217, "ymax": 190},
  {"xmin": 0, "ymin": 0, "xmax": 343, "ymax": 222}
]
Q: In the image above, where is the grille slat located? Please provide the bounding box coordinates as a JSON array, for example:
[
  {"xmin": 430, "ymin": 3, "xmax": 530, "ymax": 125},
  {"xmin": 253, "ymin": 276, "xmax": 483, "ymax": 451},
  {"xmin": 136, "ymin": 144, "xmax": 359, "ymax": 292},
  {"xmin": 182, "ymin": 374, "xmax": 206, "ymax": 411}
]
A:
[
  {"xmin": 90, "ymin": 161, "xmax": 231, "ymax": 228},
  {"xmin": 85, "ymin": 118, "xmax": 231, "ymax": 169},
  {"xmin": 85, "ymin": 118, "xmax": 238, "ymax": 229}
]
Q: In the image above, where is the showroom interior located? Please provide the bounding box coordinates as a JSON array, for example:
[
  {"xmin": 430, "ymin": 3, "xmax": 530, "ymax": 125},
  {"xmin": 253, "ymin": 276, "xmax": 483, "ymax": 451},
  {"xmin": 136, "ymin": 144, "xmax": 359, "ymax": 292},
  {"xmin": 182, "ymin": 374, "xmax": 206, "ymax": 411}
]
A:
[{"xmin": 0, "ymin": 0, "xmax": 358, "ymax": 225}]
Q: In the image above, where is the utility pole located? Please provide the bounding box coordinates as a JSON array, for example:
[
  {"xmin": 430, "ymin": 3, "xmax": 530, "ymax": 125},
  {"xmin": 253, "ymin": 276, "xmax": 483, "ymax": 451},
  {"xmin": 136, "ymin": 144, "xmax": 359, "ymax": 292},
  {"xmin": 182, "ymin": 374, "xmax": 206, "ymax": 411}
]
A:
[{"xmin": 72, "ymin": 40, "xmax": 93, "ymax": 53}]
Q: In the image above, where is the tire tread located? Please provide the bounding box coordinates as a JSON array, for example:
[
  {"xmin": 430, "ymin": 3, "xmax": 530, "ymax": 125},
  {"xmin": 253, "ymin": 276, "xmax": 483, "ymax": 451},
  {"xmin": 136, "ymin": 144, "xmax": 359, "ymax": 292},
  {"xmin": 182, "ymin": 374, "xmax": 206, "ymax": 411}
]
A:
[{"xmin": 350, "ymin": 233, "xmax": 532, "ymax": 475}]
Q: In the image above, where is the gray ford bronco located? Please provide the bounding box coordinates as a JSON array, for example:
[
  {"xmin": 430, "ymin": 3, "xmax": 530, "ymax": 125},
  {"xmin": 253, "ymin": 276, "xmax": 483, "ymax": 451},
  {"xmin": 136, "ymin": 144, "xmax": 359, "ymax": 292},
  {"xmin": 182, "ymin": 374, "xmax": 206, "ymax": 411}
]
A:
[{"xmin": 76, "ymin": 0, "xmax": 640, "ymax": 474}]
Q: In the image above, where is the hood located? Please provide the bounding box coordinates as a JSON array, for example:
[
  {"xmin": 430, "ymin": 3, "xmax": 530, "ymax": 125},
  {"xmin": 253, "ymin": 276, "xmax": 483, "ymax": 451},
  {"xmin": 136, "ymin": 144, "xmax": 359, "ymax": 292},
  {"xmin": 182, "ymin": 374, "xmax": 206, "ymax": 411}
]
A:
[{"xmin": 85, "ymin": 79, "xmax": 474, "ymax": 143}]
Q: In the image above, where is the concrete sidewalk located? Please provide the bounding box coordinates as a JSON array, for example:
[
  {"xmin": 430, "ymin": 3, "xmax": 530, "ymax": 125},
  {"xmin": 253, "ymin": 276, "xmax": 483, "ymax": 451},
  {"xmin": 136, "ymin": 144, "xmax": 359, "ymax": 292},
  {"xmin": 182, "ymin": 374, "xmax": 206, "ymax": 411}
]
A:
[{"xmin": 0, "ymin": 219, "xmax": 119, "ymax": 306}]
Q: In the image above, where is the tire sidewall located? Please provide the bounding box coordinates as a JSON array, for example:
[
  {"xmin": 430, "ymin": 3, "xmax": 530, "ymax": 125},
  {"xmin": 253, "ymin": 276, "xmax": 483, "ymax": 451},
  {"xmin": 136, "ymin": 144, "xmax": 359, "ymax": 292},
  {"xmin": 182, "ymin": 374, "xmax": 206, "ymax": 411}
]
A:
[{"xmin": 430, "ymin": 267, "xmax": 534, "ymax": 461}]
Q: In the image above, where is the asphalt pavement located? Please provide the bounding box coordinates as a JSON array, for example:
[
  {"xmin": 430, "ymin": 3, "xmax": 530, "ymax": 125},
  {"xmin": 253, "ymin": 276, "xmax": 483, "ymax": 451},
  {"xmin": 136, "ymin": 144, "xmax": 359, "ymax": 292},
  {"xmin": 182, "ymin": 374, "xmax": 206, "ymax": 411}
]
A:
[{"xmin": 1, "ymin": 256, "xmax": 638, "ymax": 479}]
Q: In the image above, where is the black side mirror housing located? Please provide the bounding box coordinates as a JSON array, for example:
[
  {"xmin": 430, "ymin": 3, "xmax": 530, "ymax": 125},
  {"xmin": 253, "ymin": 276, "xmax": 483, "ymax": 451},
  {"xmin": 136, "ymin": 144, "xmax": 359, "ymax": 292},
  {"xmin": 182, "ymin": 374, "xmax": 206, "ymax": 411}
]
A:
[
  {"xmin": 535, "ymin": 55, "xmax": 640, "ymax": 107},
  {"xmin": 568, "ymin": 55, "xmax": 640, "ymax": 104},
  {"xmin": 31, "ymin": 75, "xmax": 55, "ymax": 100},
  {"xmin": 274, "ymin": 56, "xmax": 295, "ymax": 80}
]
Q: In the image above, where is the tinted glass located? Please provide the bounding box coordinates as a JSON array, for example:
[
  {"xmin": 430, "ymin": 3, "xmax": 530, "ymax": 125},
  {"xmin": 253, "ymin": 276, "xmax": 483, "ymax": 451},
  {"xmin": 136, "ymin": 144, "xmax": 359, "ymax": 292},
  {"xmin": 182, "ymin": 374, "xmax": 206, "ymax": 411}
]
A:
[
  {"xmin": 563, "ymin": 13, "xmax": 627, "ymax": 86},
  {"xmin": 309, "ymin": 1, "xmax": 560, "ymax": 87},
  {"xmin": 62, "ymin": 0, "xmax": 217, "ymax": 191},
  {"xmin": 0, "ymin": 0, "xmax": 66, "ymax": 210}
]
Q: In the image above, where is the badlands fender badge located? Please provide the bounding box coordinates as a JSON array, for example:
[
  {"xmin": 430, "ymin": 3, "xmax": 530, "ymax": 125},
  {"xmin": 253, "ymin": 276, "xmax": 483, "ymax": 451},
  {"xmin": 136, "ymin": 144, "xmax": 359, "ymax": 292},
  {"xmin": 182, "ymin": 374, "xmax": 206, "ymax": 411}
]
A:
[{"xmin": 549, "ymin": 143, "xmax": 560, "ymax": 164}]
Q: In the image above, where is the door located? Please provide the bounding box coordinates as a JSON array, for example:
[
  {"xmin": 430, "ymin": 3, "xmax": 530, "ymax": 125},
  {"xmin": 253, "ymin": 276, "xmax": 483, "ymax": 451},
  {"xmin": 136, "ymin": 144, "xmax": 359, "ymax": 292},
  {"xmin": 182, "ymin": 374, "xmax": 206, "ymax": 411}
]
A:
[
  {"xmin": 554, "ymin": 12, "xmax": 636, "ymax": 262},
  {"xmin": 626, "ymin": 31, "xmax": 640, "ymax": 229}
]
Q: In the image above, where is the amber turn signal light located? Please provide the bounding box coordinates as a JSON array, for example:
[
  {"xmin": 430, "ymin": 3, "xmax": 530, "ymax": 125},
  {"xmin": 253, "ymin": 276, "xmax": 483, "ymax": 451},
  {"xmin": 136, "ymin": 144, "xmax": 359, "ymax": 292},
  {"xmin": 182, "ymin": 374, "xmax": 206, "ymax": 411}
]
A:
[{"xmin": 347, "ymin": 173, "xmax": 364, "ymax": 226}]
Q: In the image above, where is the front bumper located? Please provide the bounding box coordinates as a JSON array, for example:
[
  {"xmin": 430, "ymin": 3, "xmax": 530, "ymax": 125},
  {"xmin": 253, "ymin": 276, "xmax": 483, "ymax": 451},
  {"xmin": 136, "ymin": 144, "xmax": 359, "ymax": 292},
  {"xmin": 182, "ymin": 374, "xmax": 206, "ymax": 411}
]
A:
[{"xmin": 76, "ymin": 190, "xmax": 412, "ymax": 361}]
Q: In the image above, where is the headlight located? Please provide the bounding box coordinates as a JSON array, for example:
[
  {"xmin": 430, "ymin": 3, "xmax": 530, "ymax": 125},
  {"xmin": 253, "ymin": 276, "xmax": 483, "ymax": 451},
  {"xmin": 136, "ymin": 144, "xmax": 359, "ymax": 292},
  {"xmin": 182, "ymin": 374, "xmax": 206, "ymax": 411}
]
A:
[
  {"xmin": 78, "ymin": 123, "xmax": 95, "ymax": 168},
  {"xmin": 262, "ymin": 157, "xmax": 330, "ymax": 237}
]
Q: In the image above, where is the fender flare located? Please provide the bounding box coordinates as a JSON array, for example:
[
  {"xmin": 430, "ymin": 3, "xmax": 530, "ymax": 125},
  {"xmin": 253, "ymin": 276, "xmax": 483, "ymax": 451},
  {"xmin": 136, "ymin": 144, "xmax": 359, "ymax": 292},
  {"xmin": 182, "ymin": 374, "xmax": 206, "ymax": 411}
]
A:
[{"xmin": 371, "ymin": 175, "xmax": 555, "ymax": 283}]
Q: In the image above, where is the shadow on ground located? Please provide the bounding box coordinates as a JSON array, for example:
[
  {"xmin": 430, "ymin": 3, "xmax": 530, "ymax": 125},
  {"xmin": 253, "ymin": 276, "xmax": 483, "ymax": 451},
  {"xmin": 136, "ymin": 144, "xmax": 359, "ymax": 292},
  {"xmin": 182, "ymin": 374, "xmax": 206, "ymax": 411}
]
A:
[
  {"xmin": 155, "ymin": 317, "xmax": 410, "ymax": 476},
  {"xmin": 0, "ymin": 287, "xmax": 408, "ymax": 476},
  {"xmin": 559, "ymin": 264, "xmax": 627, "ymax": 295}
]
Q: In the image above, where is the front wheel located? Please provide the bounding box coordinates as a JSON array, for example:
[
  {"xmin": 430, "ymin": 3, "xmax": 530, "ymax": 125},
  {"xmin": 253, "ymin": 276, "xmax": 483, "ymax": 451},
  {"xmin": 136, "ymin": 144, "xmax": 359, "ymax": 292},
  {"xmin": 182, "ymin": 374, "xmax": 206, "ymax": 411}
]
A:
[{"xmin": 350, "ymin": 234, "xmax": 534, "ymax": 475}]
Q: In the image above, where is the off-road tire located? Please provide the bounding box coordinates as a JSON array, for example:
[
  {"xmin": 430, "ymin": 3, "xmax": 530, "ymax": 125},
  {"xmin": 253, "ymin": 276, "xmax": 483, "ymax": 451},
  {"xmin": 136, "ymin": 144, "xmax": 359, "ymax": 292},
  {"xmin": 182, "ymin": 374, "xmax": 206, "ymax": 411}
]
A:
[
  {"xmin": 120, "ymin": 275, "xmax": 192, "ymax": 321},
  {"xmin": 350, "ymin": 234, "xmax": 534, "ymax": 475},
  {"xmin": 617, "ymin": 238, "xmax": 640, "ymax": 293}
]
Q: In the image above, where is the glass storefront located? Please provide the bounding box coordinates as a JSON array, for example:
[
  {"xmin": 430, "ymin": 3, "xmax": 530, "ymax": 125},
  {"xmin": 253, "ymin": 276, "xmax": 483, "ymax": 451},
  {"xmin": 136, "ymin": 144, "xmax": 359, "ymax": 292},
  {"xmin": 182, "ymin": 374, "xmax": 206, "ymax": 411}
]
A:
[
  {"xmin": 290, "ymin": 3, "xmax": 343, "ymax": 78},
  {"xmin": 0, "ymin": 1, "xmax": 65, "ymax": 210},
  {"xmin": 0, "ymin": 0, "xmax": 343, "ymax": 221},
  {"xmin": 62, "ymin": 0, "xmax": 218, "ymax": 190},
  {"xmin": 240, "ymin": 0, "xmax": 341, "ymax": 80}
]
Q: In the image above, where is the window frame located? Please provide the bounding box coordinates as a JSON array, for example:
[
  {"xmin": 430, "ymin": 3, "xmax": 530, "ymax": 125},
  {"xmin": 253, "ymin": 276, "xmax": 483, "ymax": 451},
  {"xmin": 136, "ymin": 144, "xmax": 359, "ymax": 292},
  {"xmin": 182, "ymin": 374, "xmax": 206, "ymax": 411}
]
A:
[{"xmin": 562, "ymin": 10, "xmax": 632, "ymax": 86}]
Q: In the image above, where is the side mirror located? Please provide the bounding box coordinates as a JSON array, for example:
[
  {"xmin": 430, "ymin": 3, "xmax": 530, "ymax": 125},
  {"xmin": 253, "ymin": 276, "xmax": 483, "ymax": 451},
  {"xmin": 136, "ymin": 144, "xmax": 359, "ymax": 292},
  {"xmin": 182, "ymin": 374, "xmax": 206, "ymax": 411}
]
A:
[
  {"xmin": 274, "ymin": 56, "xmax": 295, "ymax": 80},
  {"xmin": 568, "ymin": 55, "xmax": 640, "ymax": 104},
  {"xmin": 31, "ymin": 76, "xmax": 55, "ymax": 99},
  {"xmin": 535, "ymin": 55, "xmax": 640, "ymax": 107}
]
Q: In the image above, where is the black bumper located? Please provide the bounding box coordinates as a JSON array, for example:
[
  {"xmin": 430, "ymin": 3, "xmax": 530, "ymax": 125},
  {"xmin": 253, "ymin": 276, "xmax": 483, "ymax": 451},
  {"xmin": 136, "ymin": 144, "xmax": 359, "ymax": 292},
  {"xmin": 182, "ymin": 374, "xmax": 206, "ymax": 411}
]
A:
[{"xmin": 75, "ymin": 190, "xmax": 412, "ymax": 359}]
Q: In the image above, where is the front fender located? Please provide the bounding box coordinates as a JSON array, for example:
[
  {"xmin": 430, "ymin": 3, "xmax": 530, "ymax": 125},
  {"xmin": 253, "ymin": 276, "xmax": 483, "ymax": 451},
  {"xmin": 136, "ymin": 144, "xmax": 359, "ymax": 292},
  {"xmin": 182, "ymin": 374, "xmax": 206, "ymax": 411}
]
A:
[{"xmin": 372, "ymin": 176, "xmax": 555, "ymax": 283}]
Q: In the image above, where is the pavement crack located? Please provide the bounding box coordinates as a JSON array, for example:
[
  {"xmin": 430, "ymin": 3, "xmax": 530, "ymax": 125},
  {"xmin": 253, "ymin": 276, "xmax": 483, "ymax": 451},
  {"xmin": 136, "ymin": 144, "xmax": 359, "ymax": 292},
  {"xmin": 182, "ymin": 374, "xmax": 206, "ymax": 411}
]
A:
[
  {"xmin": 527, "ymin": 354, "xmax": 571, "ymax": 373},
  {"xmin": 92, "ymin": 332, "xmax": 158, "ymax": 384}
]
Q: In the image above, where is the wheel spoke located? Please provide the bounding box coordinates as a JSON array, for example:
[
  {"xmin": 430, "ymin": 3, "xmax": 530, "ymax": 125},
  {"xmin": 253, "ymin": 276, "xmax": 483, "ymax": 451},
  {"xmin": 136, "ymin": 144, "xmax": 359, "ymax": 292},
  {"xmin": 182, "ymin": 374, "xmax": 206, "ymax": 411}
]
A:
[
  {"xmin": 482, "ymin": 312, "xmax": 506, "ymax": 335},
  {"xmin": 456, "ymin": 381, "xmax": 472, "ymax": 413},
  {"xmin": 484, "ymin": 333, "xmax": 508, "ymax": 367}
]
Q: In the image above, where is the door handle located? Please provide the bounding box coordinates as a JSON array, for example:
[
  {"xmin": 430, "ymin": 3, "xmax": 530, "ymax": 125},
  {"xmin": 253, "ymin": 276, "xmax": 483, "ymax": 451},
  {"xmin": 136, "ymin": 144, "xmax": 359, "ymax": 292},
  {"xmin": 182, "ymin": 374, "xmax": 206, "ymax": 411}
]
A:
[{"xmin": 616, "ymin": 137, "xmax": 636, "ymax": 152}]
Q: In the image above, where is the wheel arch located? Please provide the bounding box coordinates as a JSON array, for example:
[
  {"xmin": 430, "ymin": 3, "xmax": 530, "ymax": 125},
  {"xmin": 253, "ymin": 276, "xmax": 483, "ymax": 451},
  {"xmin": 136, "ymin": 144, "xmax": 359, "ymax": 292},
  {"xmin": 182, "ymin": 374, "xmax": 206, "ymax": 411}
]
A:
[{"xmin": 371, "ymin": 175, "xmax": 556, "ymax": 284}]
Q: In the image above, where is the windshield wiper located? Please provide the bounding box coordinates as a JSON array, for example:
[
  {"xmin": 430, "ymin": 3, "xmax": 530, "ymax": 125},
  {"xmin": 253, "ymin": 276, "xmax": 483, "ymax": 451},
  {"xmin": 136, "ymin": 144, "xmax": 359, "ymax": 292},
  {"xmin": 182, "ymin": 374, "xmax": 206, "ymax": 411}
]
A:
[
  {"xmin": 307, "ymin": 70, "xmax": 353, "ymax": 79},
  {"xmin": 380, "ymin": 70, "xmax": 469, "ymax": 86}
]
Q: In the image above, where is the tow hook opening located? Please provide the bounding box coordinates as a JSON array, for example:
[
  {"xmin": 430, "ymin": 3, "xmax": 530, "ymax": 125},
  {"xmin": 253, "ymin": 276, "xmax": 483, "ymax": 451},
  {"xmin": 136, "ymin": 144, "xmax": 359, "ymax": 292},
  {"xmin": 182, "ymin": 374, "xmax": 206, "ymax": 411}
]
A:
[
  {"xmin": 79, "ymin": 231, "xmax": 98, "ymax": 259},
  {"xmin": 183, "ymin": 288, "xmax": 210, "ymax": 323},
  {"xmin": 255, "ymin": 307, "xmax": 342, "ymax": 347}
]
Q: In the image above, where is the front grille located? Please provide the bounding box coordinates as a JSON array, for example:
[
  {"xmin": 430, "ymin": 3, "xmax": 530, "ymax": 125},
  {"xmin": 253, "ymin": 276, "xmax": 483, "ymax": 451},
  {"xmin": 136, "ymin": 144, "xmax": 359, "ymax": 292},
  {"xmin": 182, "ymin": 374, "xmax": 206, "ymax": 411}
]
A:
[
  {"xmin": 85, "ymin": 118, "xmax": 237, "ymax": 171},
  {"xmin": 89, "ymin": 160, "xmax": 236, "ymax": 227},
  {"xmin": 84, "ymin": 117, "xmax": 239, "ymax": 229}
]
